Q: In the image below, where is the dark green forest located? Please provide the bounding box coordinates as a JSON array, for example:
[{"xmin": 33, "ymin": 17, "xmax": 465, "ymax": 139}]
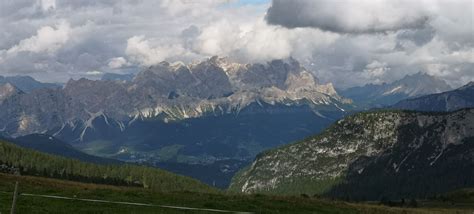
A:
[{"xmin": 0, "ymin": 140, "xmax": 214, "ymax": 193}]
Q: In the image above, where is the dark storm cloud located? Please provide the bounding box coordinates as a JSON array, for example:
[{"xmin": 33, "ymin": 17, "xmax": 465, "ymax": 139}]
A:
[{"xmin": 265, "ymin": 0, "xmax": 431, "ymax": 34}]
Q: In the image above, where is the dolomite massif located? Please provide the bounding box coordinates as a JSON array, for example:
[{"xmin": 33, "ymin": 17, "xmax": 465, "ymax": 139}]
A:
[{"xmin": 0, "ymin": 56, "xmax": 350, "ymax": 139}]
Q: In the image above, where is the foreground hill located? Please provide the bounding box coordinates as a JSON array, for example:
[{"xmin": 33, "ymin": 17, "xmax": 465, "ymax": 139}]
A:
[
  {"xmin": 0, "ymin": 173, "xmax": 470, "ymax": 214},
  {"xmin": 229, "ymin": 109, "xmax": 474, "ymax": 200},
  {"xmin": 392, "ymin": 82, "xmax": 474, "ymax": 112},
  {"xmin": 0, "ymin": 140, "xmax": 214, "ymax": 193}
]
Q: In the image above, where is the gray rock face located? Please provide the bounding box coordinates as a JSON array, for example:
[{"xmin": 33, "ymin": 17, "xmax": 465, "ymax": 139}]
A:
[
  {"xmin": 0, "ymin": 75, "xmax": 60, "ymax": 93},
  {"xmin": 229, "ymin": 109, "xmax": 474, "ymax": 199},
  {"xmin": 0, "ymin": 57, "xmax": 351, "ymax": 139},
  {"xmin": 0, "ymin": 83, "xmax": 22, "ymax": 104},
  {"xmin": 101, "ymin": 73, "xmax": 134, "ymax": 82},
  {"xmin": 340, "ymin": 72, "xmax": 453, "ymax": 108},
  {"xmin": 392, "ymin": 82, "xmax": 474, "ymax": 112}
]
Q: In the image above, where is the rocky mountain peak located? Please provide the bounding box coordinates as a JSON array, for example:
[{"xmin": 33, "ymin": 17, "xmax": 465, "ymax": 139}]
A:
[
  {"xmin": 0, "ymin": 75, "xmax": 60, "ymax": 93},
  {"xmin": 460, "ymin": 81, "xmax": 474, "ymax": 90},
  {"xmin": 391, "ymin": 72, "xmax": 452, "ymax": 96}
]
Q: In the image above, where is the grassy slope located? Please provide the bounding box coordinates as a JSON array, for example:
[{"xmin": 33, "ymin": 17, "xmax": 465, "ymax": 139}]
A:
[
  {"xmin": 0, "ymin": 173, "xmax": 472, "ymax": 214},
  {"xmin": 0, "ymin": 140, "xmax": 214, "ymax": 193}
]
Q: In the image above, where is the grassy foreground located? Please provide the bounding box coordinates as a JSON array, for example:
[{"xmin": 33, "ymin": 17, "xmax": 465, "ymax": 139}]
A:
[{"xmin": 0, "ymin": 173, "xmax": 472, "ymax": 214}]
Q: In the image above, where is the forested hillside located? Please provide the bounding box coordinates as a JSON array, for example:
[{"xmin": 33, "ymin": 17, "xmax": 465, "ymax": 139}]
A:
[
  {"xmin": 0, "ymin": 134, "xmax": 120, "ymax": 164},
  {"xmin": 230, "ymin": 109, "xmax": 474, "ymax": 200},
  {"xmin": 0, "ymin": 140, "xmax": 214, "ymax": 193}
]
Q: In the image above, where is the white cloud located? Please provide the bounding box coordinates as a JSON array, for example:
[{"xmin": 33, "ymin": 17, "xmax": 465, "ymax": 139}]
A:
[
  {"xmin": 193, "ymin": 19, "xmax": 338, "ymax": 62},
  {"xmin": 6, "ymin": 21, "xmax": 70, "ymax": 56},
  {"xmin": 86, "ymin": 70, "xmax": 103, "ymax": 75},
  {"xmin": 39, "ymin": 0, "xmax": 56, "ymax": 11},
  {"xmin": 0, "ymin": 0, "xmax": 472, "ymax": 88},
  {"xmin": 125, "ymin": 36, "xmax": 186, "ymax": 66},
  {"xmin": 362, "ymin": 60, "xmax": 390, "ymax": 84},
  {"xmin": 108, "ymin": 57, "xmax": 130, "ymax": 69}
]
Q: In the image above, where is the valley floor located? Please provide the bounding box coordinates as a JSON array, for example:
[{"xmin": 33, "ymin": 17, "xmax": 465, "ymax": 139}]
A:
[{"xmin": 0, "ymin": 173, "xmax": 472, "ymax": 214}]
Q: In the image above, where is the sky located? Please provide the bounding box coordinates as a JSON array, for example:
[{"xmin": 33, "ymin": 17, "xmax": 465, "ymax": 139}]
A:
[{"xmin": 0, "ymin": 0, "xmax": 473, "ymax": 88}]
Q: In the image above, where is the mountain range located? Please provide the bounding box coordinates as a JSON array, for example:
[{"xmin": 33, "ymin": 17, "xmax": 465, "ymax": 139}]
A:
[
  {"xmin": 0, "ymin": 57, "xmax": 353, "ymax": 187},
  {"xmin": 229, "ymin": 108, "xmax": 474, "ymax": 200},
  {"xmin": 0, "ymin": 56, "xmax": 350, "ymax": 138},
  {"xmin": 392, "ymin": 82, "xmax": 474, "ymax": 112},
  {"xmin": 0, "ymin": 75, "xmax": 61, "ymax": 93},
  {"xmin": 1, "ymin": 56, "xmax": 470, "ymax": 189},
  {"xmin": 339, "ymin": 72, "xmax": 453, "ymax": 108}
]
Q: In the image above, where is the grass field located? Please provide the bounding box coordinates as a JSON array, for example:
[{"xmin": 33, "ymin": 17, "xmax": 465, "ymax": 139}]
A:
[{"xmin": 0, "ymin": 173, "xmax": 473, "ymax": 214}]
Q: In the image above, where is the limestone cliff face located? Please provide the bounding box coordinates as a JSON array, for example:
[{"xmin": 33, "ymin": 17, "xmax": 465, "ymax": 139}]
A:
[{"xmin": 0, "ymin": 57, "xmax": 351, "ymax": 139}]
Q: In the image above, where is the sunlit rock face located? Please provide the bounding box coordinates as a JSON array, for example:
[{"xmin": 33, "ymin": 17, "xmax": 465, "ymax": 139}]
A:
[{"xmin": 0, "ymin": 56, "xmax": 351, "ymax": 140}]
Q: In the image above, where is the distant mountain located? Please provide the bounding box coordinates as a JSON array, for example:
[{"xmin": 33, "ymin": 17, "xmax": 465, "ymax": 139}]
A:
[
  {"xmin": 0, "ymin": 134, "xmax": 120, "ymax": 164},
  {"xmin": 229, "ymin": 109, "xmax": 474, "ymax": 200},
  {"xmin": 340, "ymin": 72, "xmax": 452, "ymax": 108},
  {"xmin": 0, "ymin": 56, "xmax": 352, "ymax": 187},
  {"xmin": 392, "ymin": 82, "xmax": 474, "ymax": 112},
  {"xmin": 101, "ymin": 73, "xmax": 134, "ymax": 82},
  {"xmin": 0, "ymin": 75, "xmax": 61, "ymax": 93}
]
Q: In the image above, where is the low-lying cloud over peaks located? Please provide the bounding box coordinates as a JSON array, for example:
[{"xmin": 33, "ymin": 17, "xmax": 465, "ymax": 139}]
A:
[{"xmin": 6, "ymin": 21, "xmax": 70, "ymax": 56}]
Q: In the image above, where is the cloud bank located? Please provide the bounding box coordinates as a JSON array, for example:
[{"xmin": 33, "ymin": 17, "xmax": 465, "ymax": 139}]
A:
[
  {"xmin": 0, "ymin": 0, "xmax": 472, "ymax": 88},
  {"xmin": 266, "ymin": 0, "xmax": 432, "ymax": 34}
]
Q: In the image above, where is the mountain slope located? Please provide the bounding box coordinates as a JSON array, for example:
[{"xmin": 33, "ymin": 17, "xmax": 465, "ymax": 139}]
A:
[
  {"xmin": 0, "ymin": 139, "xmax": 214, "ymax": 192},
  {"xmin": 101, "ymin": 73, "xmax": 134, "ymax": 82},
  {"xmin": 340, "ymin": 72, "xmax": 452, "ymax": 108},
  {"xmin": 229, "ymin": 109, "xmax": 474, "ymax": 200},
  {"xmin": 392, "ymin": 82, "xmax": 474, "ymax": 112},
  {"xmin": 0, "ymin": 75, "xmax": 60, "ymax": 93},
  {"xmin": 0, "ymin": 134, "xmax": 120, "ymax": 164}
]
